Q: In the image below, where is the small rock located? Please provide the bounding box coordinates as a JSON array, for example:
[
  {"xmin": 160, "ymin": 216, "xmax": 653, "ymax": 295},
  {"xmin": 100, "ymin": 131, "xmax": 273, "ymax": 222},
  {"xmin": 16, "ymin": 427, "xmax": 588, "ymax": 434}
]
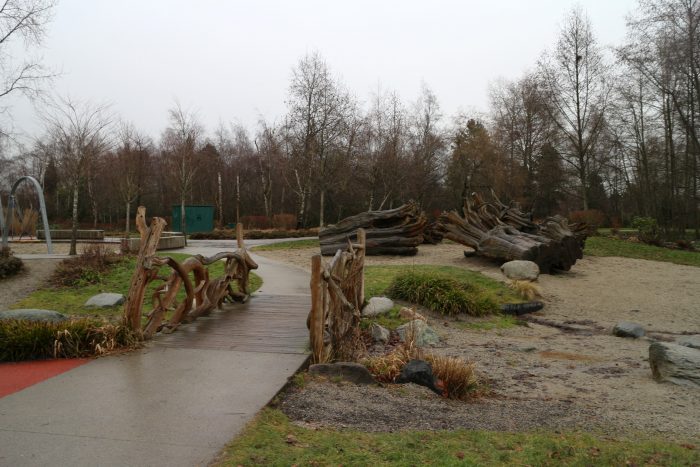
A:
[
  {"xmin": 648, "ymin": 342, "xmax": 700, "ymax": 388},
  {"xmin": 0, "ymin": 309, "xmax": 68, "ymax": 323},
  {"xmin": 399, "ymin": 307, "xmax": 426, "ymax": 322},
  {"xmin": 501, "ymin": 260, "xmax": 540, "ymax": 281},
  {"xmin": 463, "ymin": 249, "xmax": 476, "ymax": 258},
  {"xmin": 678, "ymin": 335, "xmax": 700, "ymax": 350},
  {"xmin": 396, "ymin": 320, "xmax": 440, "ymax": 346},
  {"xmin": 308, "ymin": 362, "xmax": 376, "ymax": 385},
  {"xmin": 613, "ymin": 321, "xmax": 645, "ymax": 338},
  {"xmin": 396, "ymin": 359, "xmax": 442, "ymax": 395},
  {"xmin": 370, "ymin": 323, "xmax": 390, "ymax": 344},
  {"xmin": 362, "ymin": 297, "xmax": 394, "ymax": 317},
  {"xmin": 84, "ymin": 293, "xmax": 125, "ymax": 308}
]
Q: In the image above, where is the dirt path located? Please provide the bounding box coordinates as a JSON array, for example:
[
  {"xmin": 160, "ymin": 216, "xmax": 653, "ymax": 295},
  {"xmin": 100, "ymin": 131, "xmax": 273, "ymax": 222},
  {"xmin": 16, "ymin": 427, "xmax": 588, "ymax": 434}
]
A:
[
  {"xmin": 257, "ymin": 243, "xmax": 700, "ymax": 440},
  {"xmin": 0, "ymin": 258, "xmax": 61, "ymax": 310}
]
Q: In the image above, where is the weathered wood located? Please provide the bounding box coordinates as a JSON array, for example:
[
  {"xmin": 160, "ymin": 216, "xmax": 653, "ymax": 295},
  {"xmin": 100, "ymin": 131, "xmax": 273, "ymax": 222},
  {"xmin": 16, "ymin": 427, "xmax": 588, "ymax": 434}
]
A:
[
  {"xmin": 124, "ymin": 206, "xmax": 258, "ymax": 339},
  {"xmin": 310, "ymin": 255, "xmax": 325, "ymax": 363},
  {"xmin": 438, "ymin": 193, "xmax": 587, "ymax": 273},
  {"xmin": 309, "ymin": 228, "xmax": 366, "ymax": 363},
  {"xmin": 123, "ymin": 208, "xmax": 167, "ymax": 334},
  {"xmin": 319, "ymin": 202, "xmax": 426, "ymax": 256}
]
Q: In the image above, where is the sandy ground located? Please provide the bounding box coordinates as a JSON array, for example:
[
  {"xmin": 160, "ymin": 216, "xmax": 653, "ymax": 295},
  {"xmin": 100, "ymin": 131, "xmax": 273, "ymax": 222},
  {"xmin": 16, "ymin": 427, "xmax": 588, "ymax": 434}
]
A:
[{"xmin": 257, "ymin": 242, "xmax": 700, "ymax": 439}]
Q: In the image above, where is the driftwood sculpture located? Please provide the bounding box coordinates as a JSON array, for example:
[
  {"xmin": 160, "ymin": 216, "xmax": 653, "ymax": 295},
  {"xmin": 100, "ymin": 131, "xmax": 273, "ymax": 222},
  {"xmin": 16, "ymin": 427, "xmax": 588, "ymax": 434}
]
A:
[
  {"xmin": 123, "ymin": 207, "xmax": 258, "ymax": 338},
  {"xmin": 319, "ymin": 202, "xmax": 426, "ymax": 256},
  {"xmin": 309, "ymin": 229, "xmax": 366, "ymax": 363},
  {"xmin": 438, "ymin": 192, "xmax": 587, "ymax": 273}
]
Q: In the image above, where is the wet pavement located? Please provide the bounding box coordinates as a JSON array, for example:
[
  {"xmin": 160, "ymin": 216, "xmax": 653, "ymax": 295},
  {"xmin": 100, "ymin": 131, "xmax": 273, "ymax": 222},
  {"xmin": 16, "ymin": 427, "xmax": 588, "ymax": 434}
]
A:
[{"xmin": 0, "ymin": 240, "xmax": 311, "ymax": 467}]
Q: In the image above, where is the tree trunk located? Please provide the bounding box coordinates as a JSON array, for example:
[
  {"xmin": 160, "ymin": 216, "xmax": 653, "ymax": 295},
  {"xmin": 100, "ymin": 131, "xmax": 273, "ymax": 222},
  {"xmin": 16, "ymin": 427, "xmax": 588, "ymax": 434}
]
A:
[
  {"xmin": 217, "ymin": 171, "xmax": 223, "ymax": 228},
  {"xmin": 180, "ymin": 196, "xmax": 187, "ymax": 246},
  {"xmin": 319, "ymin": 189, "xmax": 325, "ymax": 228},
  {"xmin": 70, "ymin": 183, "xmax": 79, "ymax": 256},
  {"xmin": 125, "ymin": 201, "xmax": 130, "ymax": 237}
]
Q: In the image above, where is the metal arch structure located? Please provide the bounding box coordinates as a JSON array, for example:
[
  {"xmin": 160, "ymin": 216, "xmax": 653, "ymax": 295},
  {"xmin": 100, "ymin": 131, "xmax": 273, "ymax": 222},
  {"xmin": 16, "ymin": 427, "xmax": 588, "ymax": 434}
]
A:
[{"xmin": 1, "ymin": 175, "xmax": 53, "ymax": 254}]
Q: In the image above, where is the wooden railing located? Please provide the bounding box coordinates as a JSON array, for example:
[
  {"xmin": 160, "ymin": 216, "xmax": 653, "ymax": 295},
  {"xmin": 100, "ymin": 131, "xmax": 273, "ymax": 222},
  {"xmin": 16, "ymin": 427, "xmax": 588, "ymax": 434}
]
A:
[
  {"xmin": 309, "ymin": 228, "xmax": 366, "ymax": 363},
  {"xmin": 123, "ymin": 207, "xmax": 257, "ymax": 338}
]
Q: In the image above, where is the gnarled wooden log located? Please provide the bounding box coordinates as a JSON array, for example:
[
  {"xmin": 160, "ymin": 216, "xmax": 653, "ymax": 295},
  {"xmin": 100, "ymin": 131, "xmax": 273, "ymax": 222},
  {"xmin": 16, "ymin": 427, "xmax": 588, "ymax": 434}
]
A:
[
  {"xmin": 319, "ymin": 202, "xmax": 426, "ymax": 256},
  {"xmin": 438, "ymin": 193, "xmax": 588, "ymax": 273}
]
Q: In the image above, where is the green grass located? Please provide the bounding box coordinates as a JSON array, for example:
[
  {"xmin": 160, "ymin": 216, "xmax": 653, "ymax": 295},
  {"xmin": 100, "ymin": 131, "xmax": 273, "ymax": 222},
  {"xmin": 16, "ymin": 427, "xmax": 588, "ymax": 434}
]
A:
[
  {"xmin": 360, "ymin": 305, "xmax": 409, "ymax": 330},
  {"xmin": 12, "ymin": 253, "xmax": 262, "ymax": 320},
  {"xmin": 585, "ymin": 236, "xmax": 700, "ymax": 267},
  {"xmin": 252, "ymin": 239, "xmax": 320, "ymax": 251},
  {"xmin": 218, "ymin": 408, "xmax": 699, "ymax": 466},
  {"xmin": 365, "ymin": 265, "xmax": 520, "ymax": 305}
]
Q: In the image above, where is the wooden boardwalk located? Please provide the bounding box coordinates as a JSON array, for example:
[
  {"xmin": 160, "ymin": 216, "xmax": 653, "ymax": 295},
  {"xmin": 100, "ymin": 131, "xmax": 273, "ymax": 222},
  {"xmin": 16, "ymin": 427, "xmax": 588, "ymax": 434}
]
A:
[{"xmin": 157, "ymin": 293, "xmax": 310, "ymax": 354}]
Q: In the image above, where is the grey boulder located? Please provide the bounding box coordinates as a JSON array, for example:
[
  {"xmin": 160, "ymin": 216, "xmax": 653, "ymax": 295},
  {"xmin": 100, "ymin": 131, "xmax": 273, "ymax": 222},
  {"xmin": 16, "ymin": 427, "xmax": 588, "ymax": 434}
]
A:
[
  {"xmin": 396, "ymin": 319, "xmax": 440, "ymax": 346},
  {"xmin": 613, "ymin": 321, "xmax": 645, "ymax": 338},
  {"xmin": 678, "ymin": 335, "xmax": 700, "ymax": 350},
  {"xmin": 649, "ymin": 342, "xmax": 700, "ymax": 388},
  {"xmin": 308, "ymin": 362, "xmax": 376, "ymax": 385},
  {"xmin": 370, "ymin": 323, "xmax": 390, "ymax": 344},
  {"xmin": 362, "ymin": 297, "xmax": 394, "ymax": 317},
  {"xmin": 501, "ymin": 260, "xmax": 540, "ymax": 281},
  {"xmin": 0, "ymin": 309, "xmax": 68, "ymax": 323},
  {"xmin": 85, "ymin": 293, "xmax": 125, "ymax": 308}
]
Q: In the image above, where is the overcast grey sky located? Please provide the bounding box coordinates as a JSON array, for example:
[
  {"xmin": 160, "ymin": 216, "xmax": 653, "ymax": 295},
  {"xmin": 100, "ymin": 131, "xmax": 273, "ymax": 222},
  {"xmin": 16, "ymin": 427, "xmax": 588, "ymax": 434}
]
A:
[{"xmin": 11, "ymin": 0, "xmax": 637, "ymax": 143}]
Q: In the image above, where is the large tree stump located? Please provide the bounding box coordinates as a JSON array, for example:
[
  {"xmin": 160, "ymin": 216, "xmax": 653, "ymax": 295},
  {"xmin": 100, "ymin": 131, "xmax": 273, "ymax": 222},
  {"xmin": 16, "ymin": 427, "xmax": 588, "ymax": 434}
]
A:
[{"xmin": 438, "ymin": 193, "xmax": 587, "ymax": 273}]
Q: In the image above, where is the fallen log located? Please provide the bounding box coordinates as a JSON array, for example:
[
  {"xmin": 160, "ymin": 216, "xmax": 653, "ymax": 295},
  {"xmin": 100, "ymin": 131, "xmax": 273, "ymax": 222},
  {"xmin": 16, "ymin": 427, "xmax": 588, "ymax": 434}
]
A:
[
  {"xmin": 319, "ymin": 202, "xmax": 426, "ymax": 256},
  {"xmin": 438, "ymin": 193, "xmax": 587, "ymax": 273}
]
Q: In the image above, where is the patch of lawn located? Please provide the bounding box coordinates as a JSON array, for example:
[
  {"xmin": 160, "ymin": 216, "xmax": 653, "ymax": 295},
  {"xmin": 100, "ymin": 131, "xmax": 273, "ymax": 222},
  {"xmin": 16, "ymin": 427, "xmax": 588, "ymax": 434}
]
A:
[
  {"xmin": 585, "ymin": 236, "xmax": 700, "ymax": 267},
  {"xmin": 218, "ymin": 408, "xmax": 699, "ymax": 467},
  {"xmin": 252, "ymin": 239, "xmax": 320, "ymax": 251},
  {"xmin": 364, "ymin": 265, "xmax": 521, "ymax": 304},
  {"xmin": 360, "ymin": 305, "xmax": 409, "ymax": 330},
  {"xmin": 12, "ymin": 253, "xmax": 262, "ymax": 320}
]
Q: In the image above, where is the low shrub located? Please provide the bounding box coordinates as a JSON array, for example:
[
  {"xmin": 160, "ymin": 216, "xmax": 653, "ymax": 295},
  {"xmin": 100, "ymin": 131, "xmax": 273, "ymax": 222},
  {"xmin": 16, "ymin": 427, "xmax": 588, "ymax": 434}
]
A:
[
  {"xmin": 569, "ymin": 209, "xmax": 606, "ymax": 236},
  {"xmin": 271, "ymin": 213, "xmax": 297, "ymax": 230},
  {"xmin": 631, "ymin": 216, "xmax": 661, "ymax": 245},
  {"xmin": 363, "ymin": 341, "xmax": 422, "ymax": 383},
  {"xmin": 386, "ymin": 271, "xmax": 498, "ymax": 316},
  {"xmin": 507, "ymin": 280, "xmax": 542, "ymax": 301},
  {"xmin": 425, "ymin": 354, "xmax": 478, "ymax": 400},
  {"xmin": 362, "ymin": 343, "xmax": 479, "ymax": 400},
  {"xmin": 51, "ymin": 244, "xmax": 123, "ymax": 287},
  {"xmin": 0, "ymin": 318, "xmax": 141, "ymax": 361},
  {"xmin": 0, "ymin": 247, "xmax": 24, "ymax": 279}
]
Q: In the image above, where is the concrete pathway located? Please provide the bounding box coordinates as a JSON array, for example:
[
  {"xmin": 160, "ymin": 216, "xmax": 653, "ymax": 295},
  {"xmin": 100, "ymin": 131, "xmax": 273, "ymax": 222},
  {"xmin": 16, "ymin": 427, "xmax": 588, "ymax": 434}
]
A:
[{"xmin": 0, "ymin": 241, "xmax": 311, "ymax": 467}]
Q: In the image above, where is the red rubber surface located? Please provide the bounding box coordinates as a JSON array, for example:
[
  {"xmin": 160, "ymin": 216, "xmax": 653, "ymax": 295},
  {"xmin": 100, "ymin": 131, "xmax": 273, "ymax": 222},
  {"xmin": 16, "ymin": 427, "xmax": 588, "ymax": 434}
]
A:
[{"xmin": 0, "ymin": 359, "xmax": 89, "ymax": 398}]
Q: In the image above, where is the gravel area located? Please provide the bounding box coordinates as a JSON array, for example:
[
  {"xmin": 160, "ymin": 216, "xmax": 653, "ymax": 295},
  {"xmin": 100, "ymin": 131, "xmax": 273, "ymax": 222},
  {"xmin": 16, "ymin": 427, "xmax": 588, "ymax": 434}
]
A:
[
  {"xmin": 260, "ymin": 242, "xmax": 700, "ymax": 439},
  {"xmin": 0, "ymin": 258, "xmax": 61, "ymax": 310}
]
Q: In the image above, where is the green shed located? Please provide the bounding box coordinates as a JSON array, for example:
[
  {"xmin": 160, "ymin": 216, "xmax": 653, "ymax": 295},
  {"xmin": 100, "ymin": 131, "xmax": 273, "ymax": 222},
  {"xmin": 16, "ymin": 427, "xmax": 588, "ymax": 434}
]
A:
[{"xmin": 171, "ymin": 205, "xmax": 215, "ymax": 233}]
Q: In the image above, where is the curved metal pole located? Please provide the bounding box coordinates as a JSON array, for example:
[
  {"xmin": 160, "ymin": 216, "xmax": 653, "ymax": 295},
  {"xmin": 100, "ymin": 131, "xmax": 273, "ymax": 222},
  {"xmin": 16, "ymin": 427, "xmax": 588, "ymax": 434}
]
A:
[{"xmin": 2, "ymin": 176, "xmax": 53, "ymax": 254}]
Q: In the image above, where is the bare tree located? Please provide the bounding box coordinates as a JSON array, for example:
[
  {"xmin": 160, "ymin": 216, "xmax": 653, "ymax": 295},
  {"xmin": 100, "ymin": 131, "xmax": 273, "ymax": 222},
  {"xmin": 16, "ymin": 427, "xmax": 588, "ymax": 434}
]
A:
[
  {"xmin": 538, "ymin": 7, "xmax": 612, "ymax": 210},
  {"xmin": 162, "ymin": 101, "xmax": 202, "ymax": 243},
  {"xmin": 0, "ymin": 0, "xmax": 56, "ymax": 132},
  {"xmin": 286, "ymin": 51, "xmax": 353, "ymax": 227},
  {"xmin": 113, "ymin": 122, "xmax": 151, "ymax": 235},
  {"xmin": 43, "ymin": 97, "xmax": 112, "ymax": 255}
]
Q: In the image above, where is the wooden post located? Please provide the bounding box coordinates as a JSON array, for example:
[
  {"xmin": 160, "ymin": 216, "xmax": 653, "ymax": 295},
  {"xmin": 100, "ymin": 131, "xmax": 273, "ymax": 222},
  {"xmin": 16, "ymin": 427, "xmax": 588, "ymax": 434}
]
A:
[
  {"xmin": 309, "ymin": 255, "xmax": 324, "ymax": 363},
  {"xmin": 236, "ymin": 222, "xmax": 244, "ymax": 249},
  {"xmin": 123, "ymin": 208, "xmax": 166, "ymax": 334},
  {"xmin": 357, "ymin": 228, "xmax": 366, "ymax": 307}
]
